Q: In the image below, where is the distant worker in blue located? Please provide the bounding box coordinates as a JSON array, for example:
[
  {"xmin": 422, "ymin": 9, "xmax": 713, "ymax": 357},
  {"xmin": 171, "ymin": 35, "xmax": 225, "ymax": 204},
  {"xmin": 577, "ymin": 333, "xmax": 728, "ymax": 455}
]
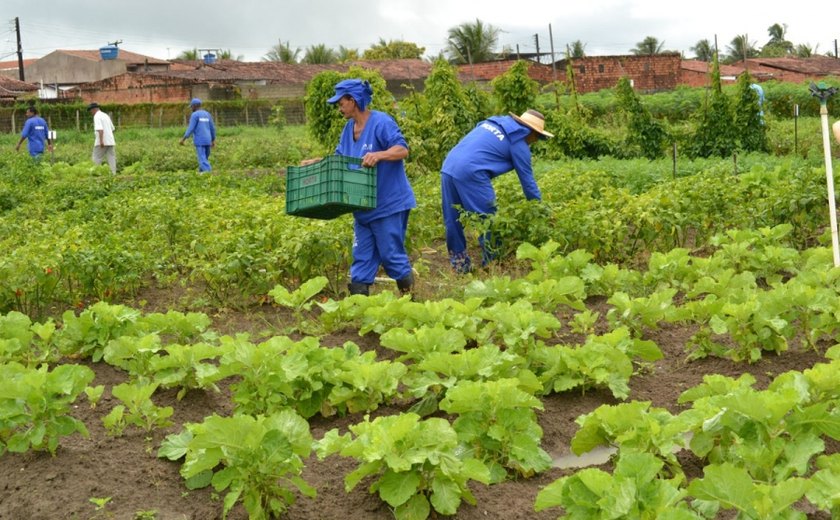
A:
[
  {"xmin": 302, "ymin": 79, "xmax": 416, "ymax": 296},
  {"xmin": 441, "ymin": 109, "xmax": 554, "ymax": 273},
  {"xmin": 180, "ymin": 98, "xmax": 216, "ymax": 172},
  {"xmin": 16, "ymin": 106, "xmax": 52, "ymax": 159},
  {"xmin": 750, "ymin": 83, "xmax": 765, "ymax": 124}
]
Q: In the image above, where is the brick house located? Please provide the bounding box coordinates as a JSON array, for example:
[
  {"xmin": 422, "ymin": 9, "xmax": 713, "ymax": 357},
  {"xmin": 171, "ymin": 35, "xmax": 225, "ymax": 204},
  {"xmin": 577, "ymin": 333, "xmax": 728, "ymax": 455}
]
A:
[
  {"xmin": 458, "ymin": 54, "xmax": 682, "ymax": 93},
  {"xmin": 679, "ymin": 60, "xmax": 746, "ymax": 87},
  {"xmin": 679, "ymin": 56, "xmax": 840, "ymax": 88},
  {"xmin": 77, "ymin": 58, "xmax": 433, "ymax": 105},
  {"xmin": 23, "ymin": 49, "xmax": 171, "ymax": 98}
]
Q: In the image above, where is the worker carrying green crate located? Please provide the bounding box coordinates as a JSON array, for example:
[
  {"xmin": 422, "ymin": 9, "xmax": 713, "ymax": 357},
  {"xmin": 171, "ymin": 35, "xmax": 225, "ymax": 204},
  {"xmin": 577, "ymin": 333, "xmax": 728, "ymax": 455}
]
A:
[{"xmin": 302, "ymin": 78, "xmax": 416, "ymax": 297}]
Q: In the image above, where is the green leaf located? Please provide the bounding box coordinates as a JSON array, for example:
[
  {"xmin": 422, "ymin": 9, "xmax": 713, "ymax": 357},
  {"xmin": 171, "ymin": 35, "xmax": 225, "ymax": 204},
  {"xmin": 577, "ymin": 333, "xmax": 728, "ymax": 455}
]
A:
[
  {"xmin": 379, "ymin": 470, "xmax": 421, "ymax": 507},
  {"xmin": 429, "ymin": 476, "xmax": 461, "ymax": 515},
  {"xmin": 394, "ymin": 493, "xmax": 430, "ymax": 520},
  {"xmin": 185, "ymin": 469, "xmax": 213, "ymax": 490},
  {"xmin": 687, "ymin": 463, "xmax": 756, "ymax": 513}
]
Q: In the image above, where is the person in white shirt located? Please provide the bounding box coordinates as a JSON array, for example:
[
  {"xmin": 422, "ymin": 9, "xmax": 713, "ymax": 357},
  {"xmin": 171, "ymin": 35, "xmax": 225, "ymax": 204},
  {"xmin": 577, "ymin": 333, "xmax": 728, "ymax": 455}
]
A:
[{"xmin": 88, "ymin": 102, "xmax": 116, "ymax": 174}]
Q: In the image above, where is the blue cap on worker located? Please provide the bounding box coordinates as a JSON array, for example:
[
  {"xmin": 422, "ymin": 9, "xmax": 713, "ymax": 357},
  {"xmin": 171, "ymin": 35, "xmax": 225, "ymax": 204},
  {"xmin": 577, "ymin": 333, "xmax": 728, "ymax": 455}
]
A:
[
  {"xmin": 327, "ymin": 79, "xmax": 373, "ymax": 111},
  {"xmin": 190, "ymin": 98, "xmax": 202, "ymax": 106}
]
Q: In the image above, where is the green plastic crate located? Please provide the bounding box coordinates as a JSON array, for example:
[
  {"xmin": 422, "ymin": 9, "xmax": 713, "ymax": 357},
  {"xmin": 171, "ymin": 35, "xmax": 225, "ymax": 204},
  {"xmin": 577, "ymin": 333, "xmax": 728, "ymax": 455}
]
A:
[{"xmin": 285, "ymin": 155, "xmax": 377, "ymax": 220}]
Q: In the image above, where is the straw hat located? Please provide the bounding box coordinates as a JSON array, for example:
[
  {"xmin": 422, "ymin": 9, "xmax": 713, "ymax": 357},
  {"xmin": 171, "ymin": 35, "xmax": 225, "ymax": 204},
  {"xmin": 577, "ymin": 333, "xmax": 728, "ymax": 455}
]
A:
[{"xmin": 510, "ymin": 109, "xmax": 554, "ymax": 138}]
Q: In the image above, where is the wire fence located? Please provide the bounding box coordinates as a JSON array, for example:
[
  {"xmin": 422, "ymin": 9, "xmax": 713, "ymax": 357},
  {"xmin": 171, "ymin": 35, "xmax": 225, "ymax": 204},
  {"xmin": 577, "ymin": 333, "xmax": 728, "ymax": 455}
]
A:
[{"xmin": 0, "ymin": 99, "xmax": 307, "ymax": 134}]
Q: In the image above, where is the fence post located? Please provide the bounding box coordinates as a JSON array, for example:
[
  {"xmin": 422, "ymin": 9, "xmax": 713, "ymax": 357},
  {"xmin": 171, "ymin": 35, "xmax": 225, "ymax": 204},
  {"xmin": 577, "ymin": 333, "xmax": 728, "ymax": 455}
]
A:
[
  {"xmin": 75, "ymin": 110, "xmax": 80, "ymax": 132},
  {"xmin": 11, "ymin": 112, "xmax": 15, "ymax": 134}
]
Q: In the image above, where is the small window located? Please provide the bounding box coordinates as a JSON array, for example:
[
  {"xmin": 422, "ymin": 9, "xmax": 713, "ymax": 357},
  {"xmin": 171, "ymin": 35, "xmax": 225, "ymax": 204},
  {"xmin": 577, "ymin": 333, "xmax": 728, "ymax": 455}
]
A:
[
  {"xmin": 598, "ymin": 64, "xmax": 604, "ymax": 73},
  {"xmin": 579, "ymin": 65, "xmax": 586, "ymax": 74}
]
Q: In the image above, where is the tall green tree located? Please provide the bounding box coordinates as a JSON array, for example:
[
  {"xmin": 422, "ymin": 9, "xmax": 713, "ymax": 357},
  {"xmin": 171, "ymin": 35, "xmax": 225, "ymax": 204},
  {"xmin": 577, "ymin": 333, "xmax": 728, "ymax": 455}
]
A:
[
  {"xmin": 689, "ymin": 52, "xmax": 737, "ymax": 158},
  {"xmin": 614, "ymin": 76, "xmax": 667, "ymax": 160},
  {"xmin": 725, "ymin": 35, "xmax": 759, "ymax": 63},
  {"xmin": 794, "ymin": 43, "xmax": 818, "ymax": 58},
  {"xmin": 568, "ymin": 40, "xmax": 587, "ymax": 58},
  {"xmin": 302, "ymin": 44, "xmax": 337, "ymax": 64},
  {"xmin": 491, "ymin": 60, "xmax": 539, "ymax": 115},
  {"xmin": 264, "ymin": 41, "xmax": 300, "ymax": 63},
  {"xmin": 690, "ymin": 39, "xmax": 714, "ymax": 62},
  {"xmin": 363, "ymin": 39, "xmax": 425, "ymax": 60},
  {"xmin": 304, "ymin": 67, "xmax": 392, "ymax": 150},
  {"xmin": 337, "ymin": 46, "xmax": 360, "ymax": 63},
  {"xmin": 733, "ymin": 72, "xmax": 768, "ymax": 153},
  {"xmin": 176, "ymin": 48, "xmax": 198, "ymax": 60},
  {"xmin": 630, "ymin": 36, "xmax": 665, "ymax": 56},
  {"xmin": 446, "ymin": 19, "xmax": 500, "ymax": 64},
  {"xmin": 761, "ymin": 23, "xmax": 794, "ymax": 57},
  {"xmin": 218, "ymin": 49, "xmax": 243, "ymax": 61},
  {"xmin": 399, "ymin": 59, "xmax": 484, "ymax": 170}
]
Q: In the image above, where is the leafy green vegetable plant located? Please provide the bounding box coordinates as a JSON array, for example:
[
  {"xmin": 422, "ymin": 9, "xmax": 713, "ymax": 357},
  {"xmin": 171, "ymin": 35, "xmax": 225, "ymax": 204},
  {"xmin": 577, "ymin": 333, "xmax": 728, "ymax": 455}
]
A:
[
  {"xmin": 0, "ymin": 362, "xmax": 94, "ymax": 455},
  {"xmin": 316, "ymin": 413, "xmax": 490, "ymax": 520},
  {"xmin": 439, "ymin": 378, "xmax": 552, "ymax": 482},
  {"xmin": 159, "ymin": 411, "xmax": 315, "ymax": 519},
  {"xmin": 103, "ymin": 382, "xmax": 173, "ymax": 435}
]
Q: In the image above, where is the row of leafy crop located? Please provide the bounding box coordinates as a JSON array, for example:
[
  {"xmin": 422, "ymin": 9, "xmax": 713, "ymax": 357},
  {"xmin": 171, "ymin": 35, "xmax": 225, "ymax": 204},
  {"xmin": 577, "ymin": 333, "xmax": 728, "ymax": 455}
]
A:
[
  {"xmin": 536, "ymin": 354, "xmax": 840, "ymax": 518},
  {"xmin": 1, "ymin": 147, "xmax": 831, "ymax": 318},
  {"xmin": 0, "ymin": 287, "xmax": 658, "ymax": 518},
  {"xmin": 488, "ymin": 154, "xmax": 830, "ymax": 263},
  {"xmin": 5, "ymin": 224, "xmax": 840, "ymax": 516},
  {"xmin": 0, "ymin": 159, "xmax": 366, "ymax": 316}
]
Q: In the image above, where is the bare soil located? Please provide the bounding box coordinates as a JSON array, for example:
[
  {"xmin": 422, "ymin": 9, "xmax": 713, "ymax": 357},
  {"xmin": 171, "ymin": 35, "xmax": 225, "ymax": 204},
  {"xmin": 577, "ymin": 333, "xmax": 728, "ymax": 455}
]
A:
[{"xmin": 0, "ymin": 254, "xmax": 832, "ymax": 520}]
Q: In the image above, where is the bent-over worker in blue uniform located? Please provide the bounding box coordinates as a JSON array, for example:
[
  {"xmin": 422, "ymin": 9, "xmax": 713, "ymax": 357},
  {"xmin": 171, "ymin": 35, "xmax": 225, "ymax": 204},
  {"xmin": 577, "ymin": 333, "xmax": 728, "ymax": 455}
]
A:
[
  {"xmin": 180, "ymin": 98, "xmax": 216, "ymax": 172},
  {"xmin": 440, "ymin": 109, "xmax": 554, "ymax": 273},
  {"xmin": 310, "ymin": 79, "xmax": 416, "ymax": 296}
]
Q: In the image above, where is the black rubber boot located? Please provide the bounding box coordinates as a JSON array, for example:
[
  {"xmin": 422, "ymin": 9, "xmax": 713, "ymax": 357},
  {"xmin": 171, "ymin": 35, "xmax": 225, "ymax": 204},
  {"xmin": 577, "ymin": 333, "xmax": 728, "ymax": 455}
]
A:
[
  {"xmin": 348, "ymin": 282, "xmax": 370, "ymax": 296},
  {"xmin": 396, "ymin": 273, "xmax": 414, "ymax": 297}
]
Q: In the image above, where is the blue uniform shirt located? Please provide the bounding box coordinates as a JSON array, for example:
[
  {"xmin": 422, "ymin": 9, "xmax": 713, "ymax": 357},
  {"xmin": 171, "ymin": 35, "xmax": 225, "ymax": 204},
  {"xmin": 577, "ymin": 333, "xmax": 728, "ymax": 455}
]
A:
[
  {"xmin": 21, "ymin": 116, "xmax": 49, "ymax": 156},
  {"xmin": 441, "ymin": 115, "xmax": 541, "ymax": 200},
  {"xmin": 183, "ymin": 109, "xmax": 216, "ymax": 146},
  {"xmin": 335, "ymin": 110, "xmax": 416, "ymax": 224}
]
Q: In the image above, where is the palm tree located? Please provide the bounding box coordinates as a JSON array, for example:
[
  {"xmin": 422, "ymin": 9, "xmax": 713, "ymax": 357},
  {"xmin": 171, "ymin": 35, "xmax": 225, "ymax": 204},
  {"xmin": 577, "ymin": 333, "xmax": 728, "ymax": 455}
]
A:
[
  {"xmin": 264, "ymin": 41, "xmax": 300, "ymax": 63},
  {"xmin": 795, "ymin": 43, "xmax": 818, "ymax": 58},
  {"xmin": 336, "ymin": 46, "xmax": 360, "ymax": 63},
  {"xmin": 725, "ymin": 34, "xmax": 759, "ymax": 63},
  {"xmin": 302, "ymin": 44, "xmax": 337, "ymax": 64},
  {"xmin": 176, "ymin": 48, "xmax": 198, "ymax": 60},
  {"xmin": 219, "ymin": 49, "xmax": 243, "ymax": 61},
  {"xmin": 630, "ymin": 36, "xmax": 665, "ymax": 56},
  {"xmin": 568, "ymin": 40, "xmax": 586, "ymax": 58},
  {"xmin": 761, "ymin": 23, "xmax": 793, "ymax": 57},
  {"xmin": 445, "ymin": 19, "xmax": 500, "ymax": 64},
  {"xmin": 690, "ymin": 39, "xmax": 714, "ymax": 62}
]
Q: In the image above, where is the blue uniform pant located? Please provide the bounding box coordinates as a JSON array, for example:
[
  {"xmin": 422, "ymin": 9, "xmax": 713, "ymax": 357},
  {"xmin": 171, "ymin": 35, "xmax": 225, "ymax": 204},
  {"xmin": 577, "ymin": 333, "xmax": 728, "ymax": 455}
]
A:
[
  {"xmin": 195, "ymin": 145, "xmax": 212, "ymax": 172},
  {"xmin": 441, "ymin": 172, "xmax": 499, "ymax": 272},
  {"xmin": 350, "ymin": 210, "xmax": 412, "ymax": 285}
]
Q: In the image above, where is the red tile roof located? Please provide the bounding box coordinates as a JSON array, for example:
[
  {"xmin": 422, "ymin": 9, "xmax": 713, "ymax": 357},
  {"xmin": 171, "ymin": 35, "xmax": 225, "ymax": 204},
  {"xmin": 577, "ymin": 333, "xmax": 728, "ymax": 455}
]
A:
[
  {"xmin": 163, "ymin": 59, "xmax": 431, "ymax": 84},
  {"xmin": 0, "ymin": 75, "xmax": 39, "ymax": 94}
]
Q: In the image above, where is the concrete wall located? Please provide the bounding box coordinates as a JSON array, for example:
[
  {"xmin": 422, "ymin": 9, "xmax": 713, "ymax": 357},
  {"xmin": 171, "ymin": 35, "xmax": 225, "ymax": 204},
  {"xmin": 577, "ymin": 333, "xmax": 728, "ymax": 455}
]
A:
[{"xmin": 27, "ymin": 53, "xmax": 127, "ymax": 85}]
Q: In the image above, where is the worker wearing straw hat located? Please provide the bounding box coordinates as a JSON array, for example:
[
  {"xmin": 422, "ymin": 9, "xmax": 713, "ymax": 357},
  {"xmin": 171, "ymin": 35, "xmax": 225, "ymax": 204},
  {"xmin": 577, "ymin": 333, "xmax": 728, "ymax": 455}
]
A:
[{"xmin": 440, "ymin": 109, "xmax": 553, "ymax": 273}]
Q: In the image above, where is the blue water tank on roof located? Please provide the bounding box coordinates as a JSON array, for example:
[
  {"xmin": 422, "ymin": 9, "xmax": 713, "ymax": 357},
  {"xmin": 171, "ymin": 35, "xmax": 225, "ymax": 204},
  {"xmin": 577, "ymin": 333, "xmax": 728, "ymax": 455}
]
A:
[
  {"xmin": 99, "ymin": 45, "xmax": 119, "ymax": 60},
  {"xmin": 203, "ymin": 53, "xmax": 217, "ymax": 65}
]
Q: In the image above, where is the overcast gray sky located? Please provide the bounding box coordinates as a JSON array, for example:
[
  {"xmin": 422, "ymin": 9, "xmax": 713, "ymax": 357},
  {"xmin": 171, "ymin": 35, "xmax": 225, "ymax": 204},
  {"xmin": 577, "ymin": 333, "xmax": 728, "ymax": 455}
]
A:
[{"xmin": 2, "ymin": 0, "xmax": 838, "ymax": 63}]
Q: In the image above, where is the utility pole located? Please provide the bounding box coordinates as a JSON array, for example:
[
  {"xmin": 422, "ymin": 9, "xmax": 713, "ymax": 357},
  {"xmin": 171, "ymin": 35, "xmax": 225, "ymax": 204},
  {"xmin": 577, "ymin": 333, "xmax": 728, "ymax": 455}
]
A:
[
  {"xmin": 548, "ymin": 23, "xmax": 557, "ymax": 83},
  {"xmin": 533, "ymin": 33, "xmax": 540, "ymax": 64},
  {"xmin": 15, "ymin": 17, "xmax": 25, "ymax": 81}
]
